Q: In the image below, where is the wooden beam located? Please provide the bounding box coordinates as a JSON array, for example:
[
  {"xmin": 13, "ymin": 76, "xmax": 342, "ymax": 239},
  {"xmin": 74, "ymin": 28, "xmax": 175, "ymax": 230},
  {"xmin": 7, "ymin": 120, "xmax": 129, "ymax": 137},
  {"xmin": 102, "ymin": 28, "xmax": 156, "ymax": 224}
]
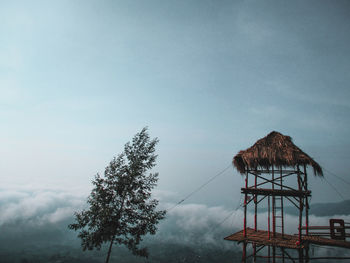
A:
[{"xmin": 241, "ymin": 188, "xmax": 311, "ymax": 197}]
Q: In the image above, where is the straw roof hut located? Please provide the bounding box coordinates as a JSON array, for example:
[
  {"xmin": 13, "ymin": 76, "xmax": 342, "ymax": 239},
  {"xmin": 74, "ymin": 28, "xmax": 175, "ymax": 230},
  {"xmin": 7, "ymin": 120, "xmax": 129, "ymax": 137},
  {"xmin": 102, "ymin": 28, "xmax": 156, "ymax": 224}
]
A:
[{"xmin": 233, "ymin": 131, "xmax": 323, "ymax": 176}]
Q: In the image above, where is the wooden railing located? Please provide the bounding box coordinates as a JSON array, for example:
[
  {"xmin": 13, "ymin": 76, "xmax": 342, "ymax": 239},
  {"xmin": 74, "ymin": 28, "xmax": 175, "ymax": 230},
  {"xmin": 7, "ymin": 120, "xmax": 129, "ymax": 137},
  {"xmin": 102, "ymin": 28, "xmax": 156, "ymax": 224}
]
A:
[{"xmin": 300, "ymin": 219, "xmax": 350, "ymax": 240}]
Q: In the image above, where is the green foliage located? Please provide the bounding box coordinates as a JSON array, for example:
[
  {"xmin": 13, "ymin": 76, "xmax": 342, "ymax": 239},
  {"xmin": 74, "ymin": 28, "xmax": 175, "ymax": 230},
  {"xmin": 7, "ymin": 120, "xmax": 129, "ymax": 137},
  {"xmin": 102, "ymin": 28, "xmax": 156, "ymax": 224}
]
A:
[{"xmin": 69, "ymin": 127, "xmax": 166, "ymax": 259}]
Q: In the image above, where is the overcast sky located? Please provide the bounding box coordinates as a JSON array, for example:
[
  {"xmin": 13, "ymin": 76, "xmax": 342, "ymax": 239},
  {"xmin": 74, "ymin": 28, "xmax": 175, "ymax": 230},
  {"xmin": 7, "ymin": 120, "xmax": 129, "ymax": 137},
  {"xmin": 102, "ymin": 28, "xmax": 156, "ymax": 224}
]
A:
[{"xmin": 1, "ymin": 0, "xmax": 350, "ymax": 206}]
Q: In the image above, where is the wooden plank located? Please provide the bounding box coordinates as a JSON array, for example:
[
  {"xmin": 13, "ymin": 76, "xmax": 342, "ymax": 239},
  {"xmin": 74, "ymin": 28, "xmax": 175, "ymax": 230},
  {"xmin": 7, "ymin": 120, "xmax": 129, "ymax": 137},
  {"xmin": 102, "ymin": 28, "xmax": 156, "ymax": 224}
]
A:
[
  {"xmin": 224, "ymin": 228, "xmax": 303, "ymax": 249},
  {"xmin": 225, "ymin": 228, "xmax": 350, "ymax": 249},
  {"xmin": 241, "ymin": 188, "xmax": 311, "ymax": 197}
]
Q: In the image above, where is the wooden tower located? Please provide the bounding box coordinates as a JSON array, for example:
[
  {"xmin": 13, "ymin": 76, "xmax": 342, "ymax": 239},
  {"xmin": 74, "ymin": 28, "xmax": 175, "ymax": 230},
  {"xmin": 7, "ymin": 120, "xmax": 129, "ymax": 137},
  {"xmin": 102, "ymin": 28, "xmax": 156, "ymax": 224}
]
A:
[{"xmin": 225, "ymin": 131, "xmax": 350, "ymax": 262}]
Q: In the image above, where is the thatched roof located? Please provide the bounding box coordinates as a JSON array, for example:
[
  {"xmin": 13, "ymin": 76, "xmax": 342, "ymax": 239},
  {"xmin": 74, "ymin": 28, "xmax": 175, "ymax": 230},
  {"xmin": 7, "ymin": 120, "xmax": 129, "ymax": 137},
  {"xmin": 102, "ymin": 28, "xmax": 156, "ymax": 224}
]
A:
[{"xmin": 233, "ymin": 131, "xmax": 323, "ymax": 176}]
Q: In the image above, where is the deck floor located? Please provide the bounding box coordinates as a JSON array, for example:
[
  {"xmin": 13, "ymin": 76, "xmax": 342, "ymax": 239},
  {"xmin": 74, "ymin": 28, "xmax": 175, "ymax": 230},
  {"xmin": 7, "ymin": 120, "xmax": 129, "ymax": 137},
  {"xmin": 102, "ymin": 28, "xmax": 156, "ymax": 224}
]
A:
[{"xmin": 225, "ymin": 228, "xmax": 350, "ymax": 249}]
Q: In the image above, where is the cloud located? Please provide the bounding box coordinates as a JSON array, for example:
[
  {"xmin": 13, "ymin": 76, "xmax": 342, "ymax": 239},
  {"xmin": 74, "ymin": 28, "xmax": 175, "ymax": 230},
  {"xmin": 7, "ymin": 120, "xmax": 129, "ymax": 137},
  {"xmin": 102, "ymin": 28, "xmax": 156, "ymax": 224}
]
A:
[
  {"xmin": 169, "ymin": 203, "xmax": 235, "ymax": 230},
  {"xmin": 1, "ymin": 188, "xmax": 349, "ymax": 261},
  {"xmin": 0, "ymin": 189, "xmax": 85, "ymax": 226},
  {"xmin": 2, "ymin": 188, "xmax": 350, "ymax": 234}
]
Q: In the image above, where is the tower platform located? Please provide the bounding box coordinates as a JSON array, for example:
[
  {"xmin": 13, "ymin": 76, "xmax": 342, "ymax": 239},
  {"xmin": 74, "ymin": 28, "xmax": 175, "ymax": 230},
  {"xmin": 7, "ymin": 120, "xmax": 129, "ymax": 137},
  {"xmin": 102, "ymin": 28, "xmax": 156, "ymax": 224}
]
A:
[{"xmin": 225, "ymin": 228, "xmax": 350, "ymax": 249}]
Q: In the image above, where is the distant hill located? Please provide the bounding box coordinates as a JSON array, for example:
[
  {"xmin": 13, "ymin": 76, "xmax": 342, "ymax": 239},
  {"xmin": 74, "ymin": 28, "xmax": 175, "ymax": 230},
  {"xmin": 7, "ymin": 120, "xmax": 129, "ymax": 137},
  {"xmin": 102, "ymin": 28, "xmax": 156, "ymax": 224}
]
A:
[
  {"xmin": 256, "ymin": 200, "xmax": 350, "ymax": 217},
  {"xmin": 307, "ymin": 199, "xmax": 350, "ymax": 216}
]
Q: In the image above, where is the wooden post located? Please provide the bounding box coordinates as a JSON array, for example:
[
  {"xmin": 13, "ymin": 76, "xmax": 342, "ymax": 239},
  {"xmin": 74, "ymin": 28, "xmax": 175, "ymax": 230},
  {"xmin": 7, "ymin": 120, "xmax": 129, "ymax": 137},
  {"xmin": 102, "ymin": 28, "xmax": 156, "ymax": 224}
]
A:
[
  {"xmin": 253, "ymin": 246, "xmax": 257, "ymax": 263},
  {"xmin": 304, "ymin": 164, "xmax": 309, "ymax": 236},
  {"xmin": 254, "ymin": 174, "xmax": 257, "ymax": 263},
  {"xmin": 268, "ymin": 195, "xmax": 271, "ymax": 240},
  {"xmin": 304, "ymin": 166, "xmax": 310, "ymax": 263},
  {"xmin": 299, "ymin": 247, "xmax": 304, "ymax": 263},
  {"xmin": 279, "ymin": 168, "xmax": 285, "ymax": 263},
  {"xmin": 244, "ymin": 171, "xmax": 248, "ymax": 237},
  {"xmin": 272, "ymin": 167, "xmax": 276, "ymax": 238},
  {"xmin": 280, "ymin": 168, "xmax": 284, "ymax": 238},
  {"xmin": 297, "ymin": 165, "xmax": 303, "ymax": 245},
  {"xmin": 242, "ymin": 242, "xmax": 247, "ymax": 263},
  {"xmin": 254, "ymin": 175, "xmax": 257, "ymax": 231},
  {"xmin": 253, "ymin": 244, "xmax": 256, "ymax": 263},
  {"xmin": 280, "ymin": 168, "xmax": 285, "ymax": 263},
  {"xmin": 305, "ymin": 245, "xmax": 310, "ymax": 263}
]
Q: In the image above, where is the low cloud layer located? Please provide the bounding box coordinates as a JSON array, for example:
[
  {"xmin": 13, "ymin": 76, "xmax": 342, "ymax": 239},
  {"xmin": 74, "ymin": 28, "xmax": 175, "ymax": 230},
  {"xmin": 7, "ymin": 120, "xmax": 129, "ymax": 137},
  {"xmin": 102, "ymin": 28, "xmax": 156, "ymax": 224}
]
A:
[
  {"xmin": 2, "ymin": 188, "xmax": 350, "ymax": 237},
  {"xmin": 0, "ymin": 188, "xmax": 349, "ymax": 262},
  {"xmin": 0, "ymin": 188, "xmax": 85, "ymax": 226}
]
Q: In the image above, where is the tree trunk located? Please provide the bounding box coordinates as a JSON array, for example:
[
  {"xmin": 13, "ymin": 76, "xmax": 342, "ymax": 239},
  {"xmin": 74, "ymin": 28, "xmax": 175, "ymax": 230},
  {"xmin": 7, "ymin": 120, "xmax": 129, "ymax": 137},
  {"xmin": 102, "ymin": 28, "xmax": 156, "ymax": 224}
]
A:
[
  {"xmin": 106, "ymin": 181, "xmax": 129, "ymax": 263},
  {"xmin": 105, "ymin": 235, "xmax": 116, "ymax": 263}
]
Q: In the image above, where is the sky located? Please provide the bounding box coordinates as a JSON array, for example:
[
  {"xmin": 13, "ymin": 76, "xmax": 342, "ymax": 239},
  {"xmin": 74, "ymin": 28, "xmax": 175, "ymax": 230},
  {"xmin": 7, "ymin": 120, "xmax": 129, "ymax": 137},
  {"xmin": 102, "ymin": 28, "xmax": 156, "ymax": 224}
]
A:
[{"xmin": 1, "ymin": 0, "xmax": 350, "ymax": 209}]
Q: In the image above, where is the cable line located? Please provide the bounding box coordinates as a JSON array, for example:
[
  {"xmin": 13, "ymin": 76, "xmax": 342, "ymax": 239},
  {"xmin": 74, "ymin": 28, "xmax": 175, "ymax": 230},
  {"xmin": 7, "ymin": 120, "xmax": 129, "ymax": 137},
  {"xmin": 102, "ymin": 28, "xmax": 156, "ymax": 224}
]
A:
[
  {"xmin": 166, "ymin": 164, "xmax": 233, "ymax": 212},
  {"xmin": 230, "ymin": 195, "xmax": 243, "ymax": 227},
  {"xmin": 322, "ymin": 167, "xmax": 350, "ymax": 187},
  {"xmin": 209, "ymin": 195, "xmax": 243, "ymax": 234},
  {"xmin": 323, "ymin": 177, "xmax": 346, "ymax": 201}
]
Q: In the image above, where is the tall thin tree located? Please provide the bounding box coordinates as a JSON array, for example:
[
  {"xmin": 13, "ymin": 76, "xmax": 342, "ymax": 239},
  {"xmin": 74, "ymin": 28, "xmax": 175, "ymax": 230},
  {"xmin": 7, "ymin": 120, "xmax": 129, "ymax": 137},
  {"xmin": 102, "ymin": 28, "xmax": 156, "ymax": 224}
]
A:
[{"xmin": 69, "ymin": 128, "xmax": 166, "ymax": 263}]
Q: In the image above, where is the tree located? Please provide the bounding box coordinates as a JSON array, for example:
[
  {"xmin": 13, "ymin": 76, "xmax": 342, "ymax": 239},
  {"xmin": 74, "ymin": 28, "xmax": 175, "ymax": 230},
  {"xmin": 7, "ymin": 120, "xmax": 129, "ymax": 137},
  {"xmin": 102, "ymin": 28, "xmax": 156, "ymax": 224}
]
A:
[{"xmin": 69, "ymin": 128, "xmax": 166, "ymax": 263}]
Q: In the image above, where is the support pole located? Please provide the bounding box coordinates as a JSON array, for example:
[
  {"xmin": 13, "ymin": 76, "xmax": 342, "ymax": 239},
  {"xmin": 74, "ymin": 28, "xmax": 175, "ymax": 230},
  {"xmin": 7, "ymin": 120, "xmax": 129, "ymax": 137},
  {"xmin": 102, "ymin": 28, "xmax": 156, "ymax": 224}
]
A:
[
  {"xmin": 272, "ymin": 167, "xmax": 276, "ymax": 263},
  {"xmin": 297, "ymin": 165, "xmax": 303, "ymax": 245},
  {"xmin": 244, "ymin": 171, "xmax": 248, "ymax": 237},
  {"xmin": 254, "ymin": 174, "xmax": 257, "ymax": 263},
  {"xmin": 253, "ymin": 243, "xmax": 256, "ymax": 263},
  {"xmin": 305, "ymin": 245, "xmax": 309, "ymax": 263},
  {"xmin": 268, "ymin": 195, "xmax": 271, "ymax": 240},
  {"xmin": 304, "ymin": 164, "xmax": 309, "ymax": 236},
  {"xmin": 272, "ymin": 168, "xmax": 276, "ymax": 238},
  {"xmin": 242, "ymin": 242, "xmax": 247, "ymax": 263},
  {"xmin": 299, "ymin": 248, "xmax": 304, "ymax": 263},
  {"xmin": 254, "ymin": 175, "xmax": 257, "ymax": 231},
  {"xmin": 280, "ymin": 168, "xmax": 284, "ymax": 238}
]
